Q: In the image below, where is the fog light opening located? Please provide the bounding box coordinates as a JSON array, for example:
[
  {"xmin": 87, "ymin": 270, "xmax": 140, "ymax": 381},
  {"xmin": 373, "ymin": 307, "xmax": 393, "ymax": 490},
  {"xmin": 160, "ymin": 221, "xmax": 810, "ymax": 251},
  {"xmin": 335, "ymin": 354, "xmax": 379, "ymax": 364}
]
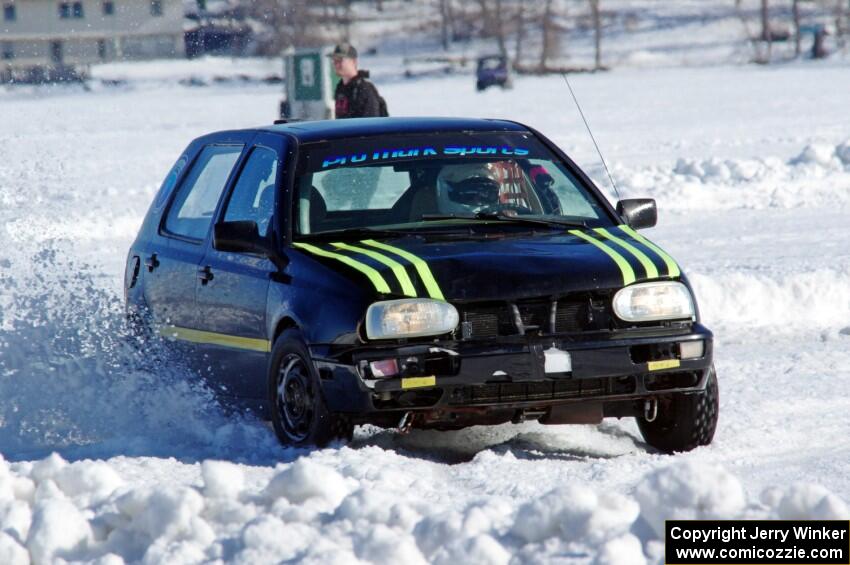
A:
[
  {"xmin": 679, "ymin": 340, "xmax": 704, "ymax": 360},
  {"xmin": 369, "ymin": 359, "xmax": 399, "ymax": 378}
]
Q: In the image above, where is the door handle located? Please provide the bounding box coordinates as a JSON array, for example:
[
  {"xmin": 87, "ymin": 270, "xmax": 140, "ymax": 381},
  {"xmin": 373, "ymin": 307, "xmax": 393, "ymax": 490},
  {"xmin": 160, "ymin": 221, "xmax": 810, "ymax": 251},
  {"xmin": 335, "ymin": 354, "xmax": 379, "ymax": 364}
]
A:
[
  {"xmin": 144, "ymin": 253, "xmax": 160, "ymax": 272},
  {"xmin": 197, "ymin": 265, "xmax": 214, "ymax": 285}
]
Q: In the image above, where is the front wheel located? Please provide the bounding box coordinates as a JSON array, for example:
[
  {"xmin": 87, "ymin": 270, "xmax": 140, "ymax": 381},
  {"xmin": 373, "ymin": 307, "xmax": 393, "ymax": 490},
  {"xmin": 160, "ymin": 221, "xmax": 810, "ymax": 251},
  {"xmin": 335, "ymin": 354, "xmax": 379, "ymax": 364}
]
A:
[
  {"xmin": 268, "ymin": 330, "xmax": 352, "ymax": 447},
  {"xmin": 637, "ymin": 366, "xmax": 719, "ymax": 453}
]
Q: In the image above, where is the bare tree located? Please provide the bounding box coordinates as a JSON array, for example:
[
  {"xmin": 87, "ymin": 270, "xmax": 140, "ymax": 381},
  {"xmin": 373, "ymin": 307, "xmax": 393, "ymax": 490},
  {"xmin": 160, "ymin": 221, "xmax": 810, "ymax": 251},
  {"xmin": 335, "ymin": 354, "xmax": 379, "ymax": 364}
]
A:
[
  {"xmin": 514, "ymin": 1, "xmax": 527, "ymax": 67},
  {"xmin": 439, "ymin": 0, "xmax": 452, "ymax": 51},
  {"xmin": 475, "ymin": 0, "xmax": 508, "ymax": 57},
  {"xmin": 761, "ymin": 0, "xmax": 773, "ymax": 59},
  {"xmin": 734, "ymin": 0, "xmax": 768, "ymax": 63},
  {"xmin": 792, "ymin": 0, "xmax": 802, "ymax": 56},
  {"xmin": 589, "ymin": 0, "xmax": 602, "ymax": 70},
  {"xmin": 539, "ymin": 0, "xmax": 559, "ymax": 70},
  {"xmin": 476, "ymin": 0, "xmax": 495, "ymax": 38},
  {"xmin": 835, "ymin": 0, "xmax": 849, "ymax": 49},
  {"xmin": 247, "ymin": 0, "xmax": 311, "ymax": 53},
  {"xmin": 494, "ymin": 0, "xmax": 507, "ymax": 57}
]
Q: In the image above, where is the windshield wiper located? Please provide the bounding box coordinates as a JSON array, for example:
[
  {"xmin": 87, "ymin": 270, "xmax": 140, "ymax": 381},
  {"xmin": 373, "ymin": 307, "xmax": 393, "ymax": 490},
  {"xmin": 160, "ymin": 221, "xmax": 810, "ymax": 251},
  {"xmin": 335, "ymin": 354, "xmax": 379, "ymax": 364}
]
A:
[
  {"xmin": 420, "ymin": 212, "xmax": 587, "ymax": 229},
  {"xmin": 298, "ymin": 227, "xmax": 412, "ymax": 240}
]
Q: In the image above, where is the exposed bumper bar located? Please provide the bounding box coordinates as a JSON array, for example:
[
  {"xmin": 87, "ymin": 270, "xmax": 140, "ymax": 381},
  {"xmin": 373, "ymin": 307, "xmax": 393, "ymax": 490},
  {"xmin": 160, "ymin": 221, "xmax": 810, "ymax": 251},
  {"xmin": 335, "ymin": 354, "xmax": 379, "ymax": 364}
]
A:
[{"xmin": 314, "ymin": 324, "xmax": 713, "ymax": 413}]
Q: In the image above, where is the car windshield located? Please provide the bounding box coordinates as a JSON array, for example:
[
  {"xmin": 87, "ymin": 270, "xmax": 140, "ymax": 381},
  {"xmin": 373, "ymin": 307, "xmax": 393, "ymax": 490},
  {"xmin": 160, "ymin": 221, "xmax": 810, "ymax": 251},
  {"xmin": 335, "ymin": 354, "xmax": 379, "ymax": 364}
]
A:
[
  {"xmin": 479, "ymin": 58, "xmax": 503, "ymax": 70},
  {"xmin": 294, "ymin": 131, "xmax": 611, "ymax": 236}
]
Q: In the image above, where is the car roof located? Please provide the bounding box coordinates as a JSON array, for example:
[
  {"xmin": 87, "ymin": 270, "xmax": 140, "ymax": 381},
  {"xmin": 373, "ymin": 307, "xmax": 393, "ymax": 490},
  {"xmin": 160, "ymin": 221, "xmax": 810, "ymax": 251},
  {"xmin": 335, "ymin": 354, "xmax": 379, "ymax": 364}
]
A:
[{"xmin": 256, "ymin": 117, "xmax": 530, "ymax": 143}]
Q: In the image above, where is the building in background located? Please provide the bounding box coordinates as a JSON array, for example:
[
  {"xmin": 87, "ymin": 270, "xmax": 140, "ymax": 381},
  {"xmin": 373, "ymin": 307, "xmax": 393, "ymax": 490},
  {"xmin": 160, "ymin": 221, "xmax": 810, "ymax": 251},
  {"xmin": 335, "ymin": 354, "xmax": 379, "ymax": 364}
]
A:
[{"xmin": 1, "ymin": 0, "xmax": 184, "ymax": 81}]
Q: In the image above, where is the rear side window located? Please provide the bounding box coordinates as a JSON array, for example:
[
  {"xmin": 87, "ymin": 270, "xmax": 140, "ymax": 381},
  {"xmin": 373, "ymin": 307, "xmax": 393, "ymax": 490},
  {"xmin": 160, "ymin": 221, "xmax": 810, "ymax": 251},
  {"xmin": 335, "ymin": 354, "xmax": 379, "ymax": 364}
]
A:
[
  {"xmin": 223, "ymin": 146, "xmax": 278, "ymax": 237},
  {"xmin": 154, "ymin": 154, "xmax": 188, "ymax": 208},
  {"xmin": 164, "ymin": 145, "xmax": 243, "ymax": 240}
]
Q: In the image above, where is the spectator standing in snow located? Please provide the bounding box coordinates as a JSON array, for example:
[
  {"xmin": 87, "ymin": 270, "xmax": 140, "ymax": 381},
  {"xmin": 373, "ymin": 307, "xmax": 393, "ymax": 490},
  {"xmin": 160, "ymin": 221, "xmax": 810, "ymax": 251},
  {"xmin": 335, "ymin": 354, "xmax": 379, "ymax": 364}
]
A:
[
  {"xmin": 327, "ymin": 42, "xmax": 387, "ymax": 209},
  {"xmin": 329, "ymin": 43, "xmax": 387, "ymax": 119}
]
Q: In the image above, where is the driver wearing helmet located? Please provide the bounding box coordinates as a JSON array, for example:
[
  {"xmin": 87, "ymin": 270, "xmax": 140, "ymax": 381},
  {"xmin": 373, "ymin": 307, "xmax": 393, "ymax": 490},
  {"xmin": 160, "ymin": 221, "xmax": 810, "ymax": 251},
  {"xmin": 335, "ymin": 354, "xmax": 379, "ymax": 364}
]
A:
[{"xmin": 435, "ymin": 163, "xmax": 502, "ymax": 215}]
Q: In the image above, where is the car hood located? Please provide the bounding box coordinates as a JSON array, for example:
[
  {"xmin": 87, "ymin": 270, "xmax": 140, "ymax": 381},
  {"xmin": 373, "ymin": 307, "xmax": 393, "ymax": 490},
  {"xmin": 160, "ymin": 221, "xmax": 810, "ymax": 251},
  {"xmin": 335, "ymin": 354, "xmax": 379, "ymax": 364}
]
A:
[{"xmin": 292, "ymin": 227, "xmax": 680, "ymax": 302}]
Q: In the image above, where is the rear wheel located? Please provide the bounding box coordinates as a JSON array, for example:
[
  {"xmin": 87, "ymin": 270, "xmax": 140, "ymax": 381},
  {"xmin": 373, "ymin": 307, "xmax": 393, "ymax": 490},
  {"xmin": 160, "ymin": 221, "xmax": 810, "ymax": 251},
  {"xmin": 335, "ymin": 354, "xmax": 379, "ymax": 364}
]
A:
[
  {"xmin": 637, "ymin": 366, "xmax": 719, "ymax": 453},
  {"xmin": 268, "ymin": 330, "xmax": 352, "ymax": 447}
]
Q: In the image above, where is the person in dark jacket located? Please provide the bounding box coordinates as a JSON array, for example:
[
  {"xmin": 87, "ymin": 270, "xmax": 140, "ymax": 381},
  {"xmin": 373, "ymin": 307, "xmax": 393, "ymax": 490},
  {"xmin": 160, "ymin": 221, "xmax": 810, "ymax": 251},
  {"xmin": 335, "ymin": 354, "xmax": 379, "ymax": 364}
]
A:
[{"xmin": 328, "ymin": 43, "xmax": 386, "ymax": 119}]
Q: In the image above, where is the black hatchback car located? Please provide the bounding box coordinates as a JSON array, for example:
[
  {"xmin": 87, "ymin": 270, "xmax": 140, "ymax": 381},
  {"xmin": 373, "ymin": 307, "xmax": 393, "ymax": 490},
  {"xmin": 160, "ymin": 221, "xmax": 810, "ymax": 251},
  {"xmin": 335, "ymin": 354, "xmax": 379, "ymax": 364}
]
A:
[{"xmin": 125, "ymin": 117, "xmax": 718, "ymax": 453}]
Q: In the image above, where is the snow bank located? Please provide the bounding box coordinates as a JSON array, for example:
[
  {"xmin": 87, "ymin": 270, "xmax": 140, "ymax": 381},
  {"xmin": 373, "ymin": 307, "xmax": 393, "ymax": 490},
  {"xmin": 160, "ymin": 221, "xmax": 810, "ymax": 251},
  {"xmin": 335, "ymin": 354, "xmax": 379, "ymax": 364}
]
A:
[
  {"xmin": 89, "ymin": 57, "xmax": 283, "ymax": 87},
  {"xmin": 0, "ymin": 453, "xmax": 845, "ymax": 564},
  {"xmin": 691, "ymin": 266, "xmax": 850, "ymax": 331},
  {"xmin": 614, "ymin": 140, "xmax": 850, "ymax": 211}
]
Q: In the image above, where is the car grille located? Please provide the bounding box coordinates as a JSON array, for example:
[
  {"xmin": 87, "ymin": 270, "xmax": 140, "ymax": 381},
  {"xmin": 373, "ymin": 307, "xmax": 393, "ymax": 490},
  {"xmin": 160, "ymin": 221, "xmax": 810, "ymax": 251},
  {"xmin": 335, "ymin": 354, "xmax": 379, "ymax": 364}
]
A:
[
  {"xmin": 459, "ymin": 294, "xmax": 611, "ymax": 339},
  {"xmin": 448, "ymin": 376, "xmax": 636, "ymax": 406}
]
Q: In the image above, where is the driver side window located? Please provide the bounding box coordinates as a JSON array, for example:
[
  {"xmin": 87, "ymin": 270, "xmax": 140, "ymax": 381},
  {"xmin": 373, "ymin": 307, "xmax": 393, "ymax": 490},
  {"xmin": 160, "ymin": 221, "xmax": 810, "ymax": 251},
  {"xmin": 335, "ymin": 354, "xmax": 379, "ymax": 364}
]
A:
[
  {"xmin": 223, "ymin": 147, "xmax": 279, "ymax": 237},
  {"xmin": 528, "ymin": 159, "xmax": 599, "ymax": 218}
]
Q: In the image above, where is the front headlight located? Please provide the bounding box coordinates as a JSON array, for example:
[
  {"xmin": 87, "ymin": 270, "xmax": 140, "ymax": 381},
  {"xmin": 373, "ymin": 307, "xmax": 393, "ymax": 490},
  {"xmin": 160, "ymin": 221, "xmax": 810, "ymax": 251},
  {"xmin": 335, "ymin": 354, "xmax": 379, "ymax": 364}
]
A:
[
  {"xmin": 613, "ymin": 281, "xmax": 695, "ymax": 322},
  {"xmin": 366, "ymin": 299, "xmax": 459, "ymax": 340}
]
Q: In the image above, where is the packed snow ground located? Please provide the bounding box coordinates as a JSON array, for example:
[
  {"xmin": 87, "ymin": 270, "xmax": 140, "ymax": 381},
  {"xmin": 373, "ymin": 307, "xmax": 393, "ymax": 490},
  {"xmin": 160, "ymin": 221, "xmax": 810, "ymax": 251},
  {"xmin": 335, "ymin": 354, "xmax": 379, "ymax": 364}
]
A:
[{"xmin": 1, "ymin": 60, "xmax": 850, "ymax": 563}]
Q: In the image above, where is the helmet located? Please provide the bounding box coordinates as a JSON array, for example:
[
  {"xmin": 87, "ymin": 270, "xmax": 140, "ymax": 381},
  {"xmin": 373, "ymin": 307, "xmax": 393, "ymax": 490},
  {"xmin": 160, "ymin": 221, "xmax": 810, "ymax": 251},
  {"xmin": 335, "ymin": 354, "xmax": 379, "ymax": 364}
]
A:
[{"xmin": 436, "ymin": 163, "xmax": 501, "ymax": 213}]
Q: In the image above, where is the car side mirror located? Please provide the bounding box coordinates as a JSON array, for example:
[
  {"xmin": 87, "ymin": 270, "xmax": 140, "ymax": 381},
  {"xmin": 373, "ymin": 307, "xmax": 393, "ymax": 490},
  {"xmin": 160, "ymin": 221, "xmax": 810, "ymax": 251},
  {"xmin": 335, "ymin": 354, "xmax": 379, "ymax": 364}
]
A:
[
  {"xmin": 213, "ymin": 221, "xmax": 269, "ymax": 255},
  {"xmin": 616, "ymin": 198, "xmax": 657, "ymax": 230}
]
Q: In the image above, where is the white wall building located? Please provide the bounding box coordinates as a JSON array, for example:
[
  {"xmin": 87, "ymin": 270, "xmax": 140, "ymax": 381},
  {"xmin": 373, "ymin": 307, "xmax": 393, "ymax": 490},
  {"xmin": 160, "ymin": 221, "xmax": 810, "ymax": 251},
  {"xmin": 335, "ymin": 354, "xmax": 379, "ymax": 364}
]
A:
[{"xmin": 1, "ymin": 0, "xmax": 184, "ymax": 78}]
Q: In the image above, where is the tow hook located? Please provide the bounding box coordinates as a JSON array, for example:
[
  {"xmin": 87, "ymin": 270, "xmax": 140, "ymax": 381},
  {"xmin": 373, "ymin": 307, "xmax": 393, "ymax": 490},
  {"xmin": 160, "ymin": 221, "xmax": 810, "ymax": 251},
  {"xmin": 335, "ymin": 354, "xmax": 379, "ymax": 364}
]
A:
[
  {"xmin": 644, "ymin": 398, "xmax": 658, "ymax": 422},
  {"xmin": 397, "ymin": 411, "xmax": 413, "ymax": 434},
  {"xmin": 512, "ymin": 409, "xmax": 547, "ymax": 424}
]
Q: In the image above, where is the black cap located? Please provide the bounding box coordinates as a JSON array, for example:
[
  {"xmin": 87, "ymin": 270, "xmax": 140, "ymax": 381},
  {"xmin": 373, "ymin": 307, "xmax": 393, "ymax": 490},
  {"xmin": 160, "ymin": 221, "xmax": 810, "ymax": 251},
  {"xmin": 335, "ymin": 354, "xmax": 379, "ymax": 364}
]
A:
[{"xmin": 329, "ymin": 42, "xmax": 358, "ymax": 60}]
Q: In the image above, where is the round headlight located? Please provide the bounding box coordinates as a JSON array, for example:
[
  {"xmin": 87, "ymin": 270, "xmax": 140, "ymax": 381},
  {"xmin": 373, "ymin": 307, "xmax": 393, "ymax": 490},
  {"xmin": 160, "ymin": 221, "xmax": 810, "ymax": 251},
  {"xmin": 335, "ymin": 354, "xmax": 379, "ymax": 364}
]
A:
[
  {"xmin": 613, "ymin": 281, "xmax": 695, "ymax": 323},
  {"xmin": 366, "ymin": 299, "xmax": 459, "ymax": 340}
]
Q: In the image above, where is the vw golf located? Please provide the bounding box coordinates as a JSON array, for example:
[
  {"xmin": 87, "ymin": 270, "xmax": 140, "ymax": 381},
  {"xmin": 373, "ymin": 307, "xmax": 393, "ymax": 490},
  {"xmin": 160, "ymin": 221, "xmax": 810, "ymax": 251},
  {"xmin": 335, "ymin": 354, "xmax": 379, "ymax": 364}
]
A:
[{"xmin": 125, "ymin": 117, "xmax": 718, "ymax": 452}]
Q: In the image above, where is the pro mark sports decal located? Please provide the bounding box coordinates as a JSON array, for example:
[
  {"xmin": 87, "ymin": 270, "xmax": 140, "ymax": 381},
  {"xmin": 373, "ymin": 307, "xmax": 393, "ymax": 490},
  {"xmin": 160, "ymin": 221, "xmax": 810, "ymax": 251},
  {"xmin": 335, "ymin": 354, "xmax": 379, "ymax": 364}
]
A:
[
  {"xmin": 292, "ymin": 241, "xmax": 445, "ymax": 300},
  {"xmin": 569, "ymin": 225, "xmax": 681, "ymax": 285},
  {"xmin": 320, "ymin": 146, "xmax": 530, "ymax": 170}
]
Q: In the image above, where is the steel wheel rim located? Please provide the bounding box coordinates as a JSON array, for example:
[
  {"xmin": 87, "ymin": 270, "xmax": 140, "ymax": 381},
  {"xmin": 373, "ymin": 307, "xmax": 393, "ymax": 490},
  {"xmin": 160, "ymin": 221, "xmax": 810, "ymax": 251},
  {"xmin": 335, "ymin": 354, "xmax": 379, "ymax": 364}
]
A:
[{"xmin": 276, "ymin": 354, "xmax": 315, "ymax": 442}]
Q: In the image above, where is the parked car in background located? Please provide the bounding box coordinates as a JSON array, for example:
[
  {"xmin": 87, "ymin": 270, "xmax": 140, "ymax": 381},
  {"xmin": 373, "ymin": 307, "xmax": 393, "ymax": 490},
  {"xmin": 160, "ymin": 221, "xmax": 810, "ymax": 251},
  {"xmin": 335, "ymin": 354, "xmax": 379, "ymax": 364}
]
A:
[{"xmin": 476, "ymin": 55, "xmax": 512, "ymax": 91}]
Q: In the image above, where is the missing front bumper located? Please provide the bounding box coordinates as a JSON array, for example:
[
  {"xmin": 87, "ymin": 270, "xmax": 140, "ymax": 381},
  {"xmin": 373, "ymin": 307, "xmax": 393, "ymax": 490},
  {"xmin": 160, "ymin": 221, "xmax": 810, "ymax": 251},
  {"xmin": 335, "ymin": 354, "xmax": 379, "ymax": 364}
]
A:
[
  {"xmin": 371, "ymin": 369, "xmax": 707, "ymax": 411},
  {"xmin": 314, "ymin": 324, "xmax": 714, "ymax": 414}
]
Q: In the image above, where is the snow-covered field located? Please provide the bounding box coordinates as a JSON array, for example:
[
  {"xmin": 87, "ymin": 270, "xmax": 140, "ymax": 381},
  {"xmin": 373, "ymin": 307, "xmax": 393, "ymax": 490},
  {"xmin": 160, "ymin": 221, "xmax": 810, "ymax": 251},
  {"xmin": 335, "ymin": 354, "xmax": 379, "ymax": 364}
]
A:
[{"xmin": 1, "ymin": 59, "xmax": 849, "ymax": 563}]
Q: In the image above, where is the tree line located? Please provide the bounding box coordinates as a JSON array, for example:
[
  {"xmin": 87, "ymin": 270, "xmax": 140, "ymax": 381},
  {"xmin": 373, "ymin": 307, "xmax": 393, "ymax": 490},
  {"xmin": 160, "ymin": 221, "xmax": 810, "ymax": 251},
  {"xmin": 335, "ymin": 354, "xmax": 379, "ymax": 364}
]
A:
[{"xmin": 245, "ymin": 0, "xmax": 849, "ymax": 68}]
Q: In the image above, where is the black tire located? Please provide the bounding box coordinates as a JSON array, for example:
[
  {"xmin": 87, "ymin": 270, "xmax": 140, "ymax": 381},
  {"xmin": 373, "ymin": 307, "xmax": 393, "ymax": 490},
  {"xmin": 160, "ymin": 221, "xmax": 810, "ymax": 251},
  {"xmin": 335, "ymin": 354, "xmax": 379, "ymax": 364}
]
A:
[
  {"xmin": 268, "ymin": 330, "xmax": 352, "ymax": 447},
  {"xmin": 637, "ymin": 366, "xmax": 719, "ymax": 453}
]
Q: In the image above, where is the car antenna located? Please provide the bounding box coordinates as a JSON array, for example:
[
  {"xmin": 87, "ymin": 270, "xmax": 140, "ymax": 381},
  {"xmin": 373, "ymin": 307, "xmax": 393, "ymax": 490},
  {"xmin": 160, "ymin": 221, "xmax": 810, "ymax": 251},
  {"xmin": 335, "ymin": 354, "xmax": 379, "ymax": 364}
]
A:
[{"xmin": 560, "ymin": 72, "xmax": 621, "ymax": 201}]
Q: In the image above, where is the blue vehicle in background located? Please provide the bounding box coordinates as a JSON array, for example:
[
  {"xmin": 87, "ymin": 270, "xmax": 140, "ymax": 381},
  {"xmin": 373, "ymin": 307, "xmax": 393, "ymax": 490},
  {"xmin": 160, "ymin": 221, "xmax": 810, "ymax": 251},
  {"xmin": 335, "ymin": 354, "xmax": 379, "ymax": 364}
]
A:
[
  {"xmin": 476, "ymin": 55, "xmax": 512, "ymax": 91},
  {"xmin": 125, "ymin": 117, "xmax": 718, "ymax": 452}
]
